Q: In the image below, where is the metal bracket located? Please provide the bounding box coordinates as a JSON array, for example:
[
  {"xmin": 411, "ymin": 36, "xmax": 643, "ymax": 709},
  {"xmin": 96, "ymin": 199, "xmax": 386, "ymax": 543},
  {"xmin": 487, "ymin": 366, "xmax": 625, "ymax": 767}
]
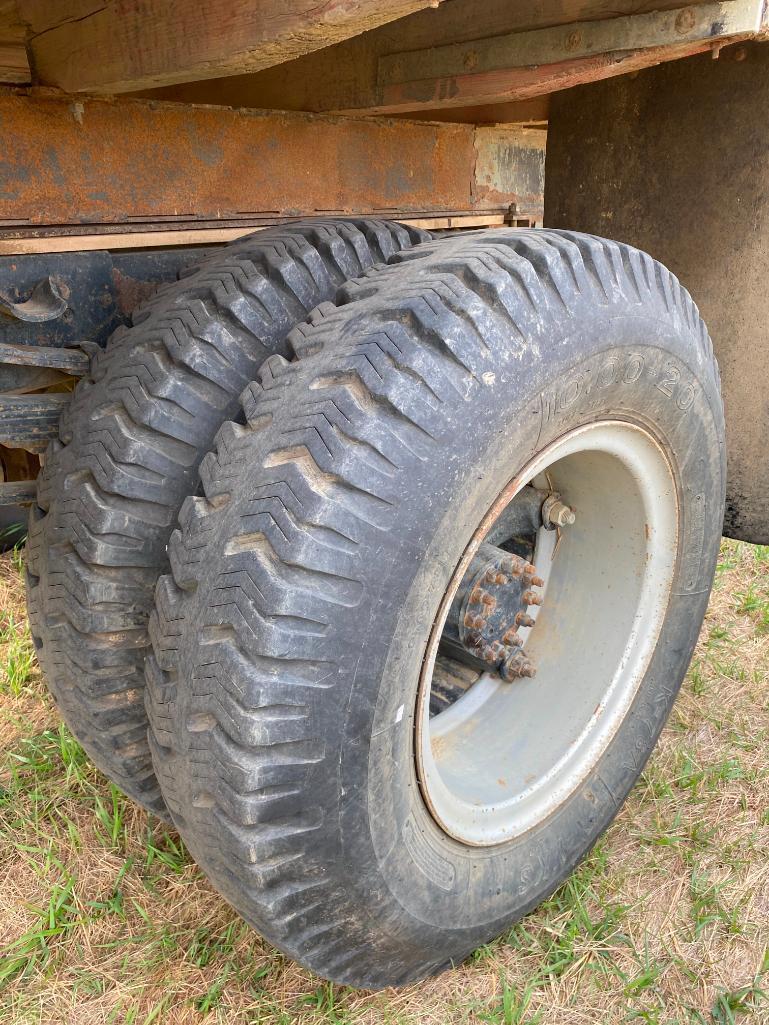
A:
[{"xmin": 0, "ymin": 276, "xmax": 69, "ymax": 323}]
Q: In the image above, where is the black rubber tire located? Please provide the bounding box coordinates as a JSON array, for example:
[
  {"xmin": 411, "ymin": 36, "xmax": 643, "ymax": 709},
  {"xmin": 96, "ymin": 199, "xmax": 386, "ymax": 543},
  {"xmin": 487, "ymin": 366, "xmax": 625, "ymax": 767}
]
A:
[
  {"xmin": 145, "ymin": 229, "xmax": 725, "ymax": 986},
  {"xmin": 25, "ymin": 218, "xmax": 427, "ymax": 818}
]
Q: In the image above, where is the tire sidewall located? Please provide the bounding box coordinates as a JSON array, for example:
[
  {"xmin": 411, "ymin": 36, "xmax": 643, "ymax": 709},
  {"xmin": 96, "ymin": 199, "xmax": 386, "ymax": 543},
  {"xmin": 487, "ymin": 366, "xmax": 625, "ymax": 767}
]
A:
[{"xmin": 337, "ymin": 310, "xmax": 723, "ymax": 958}]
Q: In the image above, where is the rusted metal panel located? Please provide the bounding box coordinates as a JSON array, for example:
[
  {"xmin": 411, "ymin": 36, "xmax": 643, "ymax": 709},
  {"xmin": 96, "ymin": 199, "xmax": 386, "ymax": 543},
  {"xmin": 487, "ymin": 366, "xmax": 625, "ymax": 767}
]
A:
[
  {"xmin": 473, "ymin": 127, "xmax": 546, "ymax": 219},
  {"xmin": 0, "ymin": 89, "xmax": 485, "ymax": 228}
]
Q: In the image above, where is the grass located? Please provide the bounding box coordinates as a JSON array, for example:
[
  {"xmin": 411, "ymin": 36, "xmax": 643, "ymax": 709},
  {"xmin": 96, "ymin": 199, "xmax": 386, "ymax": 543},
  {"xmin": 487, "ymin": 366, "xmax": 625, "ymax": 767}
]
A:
[{"xmin": 0, "ymin": 540, "xmax": 767, "ymax": 1024}]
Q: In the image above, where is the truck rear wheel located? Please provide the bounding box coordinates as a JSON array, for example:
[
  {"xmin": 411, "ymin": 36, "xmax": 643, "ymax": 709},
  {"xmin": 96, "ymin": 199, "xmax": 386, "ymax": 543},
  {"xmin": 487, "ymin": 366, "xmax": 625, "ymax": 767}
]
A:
[
  {"xmin": 146, "ymin": 229, "xmax": 725, "ymax": 986},
  {"xmin": 25, "ymin": 218, "xmax": 427, "ymax": 817}
]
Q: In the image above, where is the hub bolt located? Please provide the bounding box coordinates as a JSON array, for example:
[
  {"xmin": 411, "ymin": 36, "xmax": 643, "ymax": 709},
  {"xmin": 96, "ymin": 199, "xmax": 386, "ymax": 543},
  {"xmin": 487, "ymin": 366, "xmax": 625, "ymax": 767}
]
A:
[
  {"xmin": 501, "ymin": 653, "xmax": 537, "ymax": 681},
  {"xmin": 542, "ymin": 494, "xmax": 576, "ymax": 529}
]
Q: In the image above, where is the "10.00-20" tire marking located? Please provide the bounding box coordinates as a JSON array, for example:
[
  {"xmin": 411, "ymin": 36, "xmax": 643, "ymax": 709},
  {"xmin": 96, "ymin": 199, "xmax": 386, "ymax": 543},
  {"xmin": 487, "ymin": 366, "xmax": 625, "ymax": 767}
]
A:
[{"xmin": 542, "ymin": 350, "xmax": 698, "ymax": 424}]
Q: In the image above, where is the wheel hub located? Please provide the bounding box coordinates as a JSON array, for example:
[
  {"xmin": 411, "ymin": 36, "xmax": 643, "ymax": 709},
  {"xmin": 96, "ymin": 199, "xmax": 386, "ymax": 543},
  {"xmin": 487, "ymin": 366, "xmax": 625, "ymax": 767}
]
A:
[
  {"xmin": 415, "ymin": 421, "xmax": 679, "ymax": 847},
  {"xmin": 444, "ymin": 541, "xmax": 543, "ymax": 680}
]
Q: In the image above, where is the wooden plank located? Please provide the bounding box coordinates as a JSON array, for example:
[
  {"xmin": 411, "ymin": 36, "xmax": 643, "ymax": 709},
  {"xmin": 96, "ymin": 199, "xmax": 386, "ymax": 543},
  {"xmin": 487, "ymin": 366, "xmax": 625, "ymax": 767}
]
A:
[
  {"xmin": 0, "ymin": 40, "xmax": 29, "ymax": 82},
  {"xmin": 139, "ymin": 0, "xmax": 730, "ymax": 114},
  {"xmin": 0, "ymin": 214, "xmax": 512, "ymax": 256},
  {"xmin": 0, "ymin": 341, "xmax": 89, "ymax": 373},
  {"xmin": 0, "ymin": 480, "xmax": 37, "ymax": 506},
  {"xmin": 20, "ymin": 0, "xmax": 445, "ymax": 94},
  {"xmin": 0, "ymin": 0, "xmax": 31, "ymax": 83},
  {"xmin": 0, "ymin": 89, "xmax": 526, "ymax": 230},
  {"xmin": 390, "ymin": 97, "xmax": 551, "ymax": 126},
  {"xmin": 2, "ymin": 228, "xmax": 269, "ymax": 255},
  {"xmin": 380, "ymin": 0, "xmax": 761, "ymax": 87},
  {"xmin": 0, "ymin": 392, "xmax": 69, "ymax": 451},
  {"xmin": 364, "ymin": 0, "xmax": 764, "ymax": 113},
  {"xmin": 400, "ymin": 213, "xmax": 506, "ymax": 230}
]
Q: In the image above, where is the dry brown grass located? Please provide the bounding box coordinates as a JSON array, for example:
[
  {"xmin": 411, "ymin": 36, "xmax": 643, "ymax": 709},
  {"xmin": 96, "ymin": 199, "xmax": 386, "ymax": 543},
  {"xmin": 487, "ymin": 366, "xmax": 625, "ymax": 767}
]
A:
[{"xmin": 1, "ymin": 541, "xmax": 767, "ymax": 1025}]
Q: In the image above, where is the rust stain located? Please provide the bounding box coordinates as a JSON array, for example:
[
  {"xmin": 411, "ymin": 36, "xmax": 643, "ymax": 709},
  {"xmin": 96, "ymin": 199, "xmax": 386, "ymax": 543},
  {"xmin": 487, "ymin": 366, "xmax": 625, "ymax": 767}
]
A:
[
  {"xmin": 111, "ymin": 267, "xmax": 159, "ymax": 316},
  {"xmin": 0, "ymin": 89, "xmax": 482, "ymax": 227}
]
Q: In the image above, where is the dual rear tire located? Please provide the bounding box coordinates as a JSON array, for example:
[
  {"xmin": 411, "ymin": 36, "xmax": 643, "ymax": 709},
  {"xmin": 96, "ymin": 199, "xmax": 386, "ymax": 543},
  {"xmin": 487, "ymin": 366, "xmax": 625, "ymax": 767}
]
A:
[{"xmin": 29, "ymin": 225, "xmax": 725, "ymax": 988}]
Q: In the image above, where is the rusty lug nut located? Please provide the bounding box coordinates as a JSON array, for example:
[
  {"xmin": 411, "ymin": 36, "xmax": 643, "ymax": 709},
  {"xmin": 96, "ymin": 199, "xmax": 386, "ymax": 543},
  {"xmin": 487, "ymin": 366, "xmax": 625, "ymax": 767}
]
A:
[
  {"xmin": 484, "ymin": 567, "xmax": 506, "ymax": 585},
  {"xmin": 479, "ymin": 643, "xmax": 498, "ymax": 664},
  {"xmin": 502, "ymin": 629, "xmax": 522, "ymax": 647},
  {"xmin": 515, "ymin": 612, "xmax": 536, "ymax": 629},
  {"xmin": 530, "ymin": 575, "xmax": 545, "ymax": 588},
  {"xmin": 523, "ymin": 590, "xmax": 543, "ymax": 606},
  {"xmin": 464, "ymin": 612, "xmax": 486, "ymax": 630},
  {"xmin": 501, "ymin": 653, "xmax": 538, "ymax": 680}
]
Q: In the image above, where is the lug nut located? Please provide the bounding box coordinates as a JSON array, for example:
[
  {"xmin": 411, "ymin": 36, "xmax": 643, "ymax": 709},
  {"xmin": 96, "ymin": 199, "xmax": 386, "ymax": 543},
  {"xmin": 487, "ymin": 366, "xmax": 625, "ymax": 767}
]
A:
[
  {"xmin": 485, "ymin": 568, "xmax": 507, "ymax": 585},
  {"xmin": 479, "ymin": 643, "xmax": 498, "ymax": 664},
  {"xmin": 502, "ymin": 629, "xmax": 523, "ymax": 647},
  {"xmin": 502, "ymin": 556, "xmax": 524, "ymax": 577},
  {"xmin": 523, "ymin": 590, "xmax": 543, "ymax": 606},
  {"xmin": 501, "ymin": 653, "xmax": 538, "ymax": 681},
  {"xmin": 515, "ymin": 612, "xmax": 536, "ymax": 629}
]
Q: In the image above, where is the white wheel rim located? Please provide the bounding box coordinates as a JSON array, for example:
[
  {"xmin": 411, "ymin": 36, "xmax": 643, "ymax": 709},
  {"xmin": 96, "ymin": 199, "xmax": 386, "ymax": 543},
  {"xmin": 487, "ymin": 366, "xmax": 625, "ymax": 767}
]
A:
[{"xmin": 415, "ymin": 421, "xmax": 678, "ymax": 846}]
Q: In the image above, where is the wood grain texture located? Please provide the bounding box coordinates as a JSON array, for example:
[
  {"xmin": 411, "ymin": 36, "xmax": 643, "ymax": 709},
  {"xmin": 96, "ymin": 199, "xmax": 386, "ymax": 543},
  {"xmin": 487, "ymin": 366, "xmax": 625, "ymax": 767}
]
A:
[
  {"xmin": 20, "ymin": 0, "xmax": 444, "ymax": 93},
  {"xmin": 0, "ymin": 0, "xmax": 30, "ymax": 83}
]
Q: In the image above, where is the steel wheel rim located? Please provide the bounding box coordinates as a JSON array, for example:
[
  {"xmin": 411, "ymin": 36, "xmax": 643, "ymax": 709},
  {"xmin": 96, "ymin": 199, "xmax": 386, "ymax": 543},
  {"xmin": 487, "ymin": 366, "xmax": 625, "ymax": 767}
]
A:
[{"xmin": 415, "ymin": 421, "xmax": 679, "ymax": 847}]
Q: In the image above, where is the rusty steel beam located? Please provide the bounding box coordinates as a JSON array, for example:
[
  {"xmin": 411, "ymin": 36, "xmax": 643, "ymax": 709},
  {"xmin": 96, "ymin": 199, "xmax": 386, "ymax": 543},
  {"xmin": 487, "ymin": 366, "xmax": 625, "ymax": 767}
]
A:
[
  {"xmin": 0, "ymin": 90, "xmax": 538, "ymax": 232},
  {"xmin": 0, "ymin": 89, "xmax": 531, "ymax": 229}
]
